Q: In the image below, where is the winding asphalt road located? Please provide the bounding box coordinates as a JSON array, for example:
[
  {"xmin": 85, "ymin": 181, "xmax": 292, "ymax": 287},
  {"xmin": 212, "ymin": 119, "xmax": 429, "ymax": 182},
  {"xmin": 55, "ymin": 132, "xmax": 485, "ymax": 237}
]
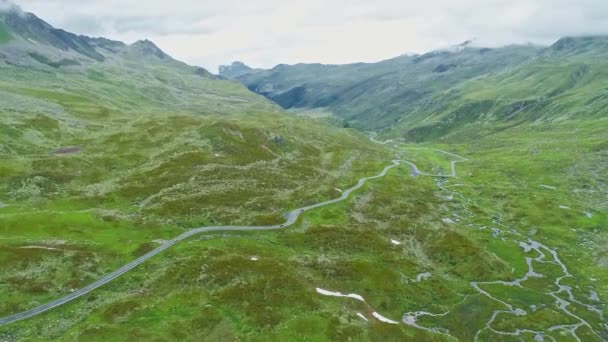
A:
[
  {"xmin": 1, "ymin": 158, "xmax": 447, "ymax": 327},
  {"xmin": 369, "ymin": 134, "xmax": 468, "ymax": 178}
]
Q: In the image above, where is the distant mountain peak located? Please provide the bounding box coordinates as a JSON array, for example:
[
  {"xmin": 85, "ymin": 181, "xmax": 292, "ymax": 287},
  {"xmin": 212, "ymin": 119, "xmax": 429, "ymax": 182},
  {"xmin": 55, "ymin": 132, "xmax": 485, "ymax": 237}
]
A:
[
  {"xmin": 0, "ymin": 7, "xmax": 180, "ymax": 67},
  {"xmin": 219, "ymin": 61, "xmax": 260, "ymax": 79},
  {"xmin": 0, "ymin": 9, "xmax": 107, "ymax": 61},
  {"xmin": 130, "ymin": 39, "xmax": 170, "ymax": 59},
  {"xmin": 229, "ymin": 61, "xmax": 249, "ymax": 67},
  {"xmin": 548, "ymin": 35, "xmax": 608, "ymax": 56},
  {"xmin": 133, "ymin": 38, "xmax": 156, "ymax": 46},
  {"xmin": 443, "ymin": 39, "xmax": 476, "ymax": 53}
]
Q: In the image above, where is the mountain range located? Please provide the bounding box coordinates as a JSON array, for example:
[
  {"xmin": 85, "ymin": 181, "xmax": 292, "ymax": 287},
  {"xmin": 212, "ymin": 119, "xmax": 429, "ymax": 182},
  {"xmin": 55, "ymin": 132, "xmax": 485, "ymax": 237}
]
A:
[
  {"xmin": 222, "ymin": 36, "xmax": 608, "ymax": 141},
  {"xmin": 0, "ymin": 6, "xmax": 391, "ymax": 227},
  {"xmin": 0, "ymin": 9, "xmax": 180, "ymax": 67}
]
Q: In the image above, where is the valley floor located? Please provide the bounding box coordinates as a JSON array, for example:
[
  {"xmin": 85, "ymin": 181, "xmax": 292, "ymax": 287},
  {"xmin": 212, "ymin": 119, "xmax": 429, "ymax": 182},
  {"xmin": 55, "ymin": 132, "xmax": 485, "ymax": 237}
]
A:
[{"xmin": 0, "ymin": 121, "xmax": 606, "ymax": 341}]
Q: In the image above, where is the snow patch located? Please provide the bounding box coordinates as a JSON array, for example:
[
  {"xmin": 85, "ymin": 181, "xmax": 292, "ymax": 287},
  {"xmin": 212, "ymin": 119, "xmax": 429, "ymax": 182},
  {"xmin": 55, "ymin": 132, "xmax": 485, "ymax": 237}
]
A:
[
  {"xmin": 584, "ymin": 211, "xmax": 593, "ymax": 218},
  {"xmin": 372, "ymin": 312, "xmax": 399, "ymax": 324},
  {"xmin": 589, "ymin": 290, "xmax": 600, "ymax": 302},
  {"xmin": 250, "ymin": 256, "xmax": 259, "ymax": 261},
  {"xmin": 513, "ymin": 308, "xmax": 527, "ymax": 316},
  {"xmin": 540, "ymin": 184, "xmax": 557, "ymax": 190},
  {"xmin": 559, "ymin": 205, "xmax": 570, "ymax": 210},
  {"xmin": 391, "ymin": 239, "xmax": 402, "ymax": 245},
  {"xmin": 335, "ymin": 188, "xmax": 343, "ymax": 193},
  {"xmin": 442, "ymin": 218, "xmax": 456, "ymax": 224},
  {"xmin": 414, "ymin": 272, "xmax": 432, "ymax": 283},
  {"xmin": 356, "ymin": 312, "xmax": 368, "ymax": 322},
  {"xmin": 315, "ymin": 288, "xmax": 365, "ymax": 302}
]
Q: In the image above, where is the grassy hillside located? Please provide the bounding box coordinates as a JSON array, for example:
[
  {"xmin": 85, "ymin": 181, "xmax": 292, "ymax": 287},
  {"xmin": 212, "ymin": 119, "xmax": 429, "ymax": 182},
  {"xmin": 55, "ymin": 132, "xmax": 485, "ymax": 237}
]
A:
[
  {"xmin": 0, "ymin": 22, "xmax": 11, "ymax": 43},
  {"xmin": 2, "ymin": 100, "xmax": 606, "ymax": 341},
  {"xmin": 225, "ymin": 44, "xmax": 542, "ymax": 130},
  {"xmin": 0, "ymin": 31, "xmax": 391, "ymax": 247},
  {"xmin": 225, "ymin": 37, "xmax": 608, "ymax": 141},
  {"xmin": 396, "ymin": 51, "xmax": 608, "ymax": 142}
]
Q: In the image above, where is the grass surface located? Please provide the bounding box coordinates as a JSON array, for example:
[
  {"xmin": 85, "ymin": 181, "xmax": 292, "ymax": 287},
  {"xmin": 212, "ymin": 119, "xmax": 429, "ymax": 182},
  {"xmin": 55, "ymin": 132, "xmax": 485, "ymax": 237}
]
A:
[{"xmin": 2, "ymin": 117, "xmax": 606, "ymax": 341}]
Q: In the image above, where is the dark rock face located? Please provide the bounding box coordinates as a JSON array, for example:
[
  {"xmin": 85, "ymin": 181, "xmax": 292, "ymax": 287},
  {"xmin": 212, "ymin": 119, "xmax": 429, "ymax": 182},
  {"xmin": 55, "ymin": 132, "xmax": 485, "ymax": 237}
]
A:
[
  {"xmin": 270, "ymin": 135, "xmax": 286, "ymax": 147},
  {"xmin": 270, "ymin": 86, "xmax": 307, "ymax": 109},
  {"xmin": 505, "ymin": 99, "xmax": 537, "ymax": 117},
  {"xmin": 413, "ymin": 51, "xmax": 451, "ymax": 63},
  {"xmin": 433, "ymin": 64, "xmax": 457, "ymax": 73}
]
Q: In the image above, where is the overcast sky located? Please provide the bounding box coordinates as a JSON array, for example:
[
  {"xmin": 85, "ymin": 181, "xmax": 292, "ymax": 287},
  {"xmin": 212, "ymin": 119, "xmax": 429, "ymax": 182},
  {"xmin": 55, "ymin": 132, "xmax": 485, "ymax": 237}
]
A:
[{"xmin": 8, "ymin": 0, "xmax": 608, "ymax": 72}]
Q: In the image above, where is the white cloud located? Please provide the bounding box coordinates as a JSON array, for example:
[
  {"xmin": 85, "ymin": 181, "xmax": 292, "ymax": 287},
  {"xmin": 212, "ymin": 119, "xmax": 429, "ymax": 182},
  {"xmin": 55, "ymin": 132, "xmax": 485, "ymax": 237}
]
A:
[
  {"xmin": 12, "ymin": 0, "xmax": 608, "ymax": 72},
  {"xmin": 0, "ymin": 0, "xmax": 21, "ymax": 12}
]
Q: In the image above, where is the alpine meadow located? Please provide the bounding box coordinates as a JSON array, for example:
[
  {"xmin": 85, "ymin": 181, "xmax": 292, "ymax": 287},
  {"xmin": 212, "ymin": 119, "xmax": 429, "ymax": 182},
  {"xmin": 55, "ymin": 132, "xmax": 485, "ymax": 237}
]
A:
[{"xmin": 0, "ymin": 2, "xmax": 607, "ymax": 342}]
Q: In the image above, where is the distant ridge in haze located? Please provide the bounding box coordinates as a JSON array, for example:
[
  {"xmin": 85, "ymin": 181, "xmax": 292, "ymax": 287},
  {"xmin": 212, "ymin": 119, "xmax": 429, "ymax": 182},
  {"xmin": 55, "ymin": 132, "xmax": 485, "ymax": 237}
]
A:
[
  {"xmin": 221, "ymin": 36, "xmax": 608, "ymax": 140},
  {"xmin": 0, "ymin": 6, "xmax": 212, "ymax": 75},
  {"xmin": 219, "ymin": 61, "xmax": 261, "ymax": 79}
]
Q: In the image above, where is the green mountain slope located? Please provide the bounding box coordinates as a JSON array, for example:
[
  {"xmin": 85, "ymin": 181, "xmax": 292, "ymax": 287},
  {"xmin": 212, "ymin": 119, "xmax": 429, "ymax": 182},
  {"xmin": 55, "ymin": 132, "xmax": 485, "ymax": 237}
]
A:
[
  {"xmin": 384, "ymin": 37, "xmax": 608, "ymax": 142},
  {"xmin": 0, "ymin": 7, "xmax": 390, "ymax": 224},
  {"xmin": 222, "ymin": 44, "xmax": 542, "ymax": 129},
  {"xmin": 0, "ymin": 21, "xmax": 11, "ymax": 43},
  {"xmin": 223, "ymin": 37, "xmax": 608, "ymax": 140}
]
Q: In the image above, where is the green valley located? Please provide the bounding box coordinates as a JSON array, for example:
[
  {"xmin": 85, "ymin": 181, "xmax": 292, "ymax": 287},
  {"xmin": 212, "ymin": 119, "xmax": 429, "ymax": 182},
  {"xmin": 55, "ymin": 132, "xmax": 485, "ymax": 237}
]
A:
[{"xmin": 0, "ymin": 4, "xmax": 607, "ymax": 342}]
